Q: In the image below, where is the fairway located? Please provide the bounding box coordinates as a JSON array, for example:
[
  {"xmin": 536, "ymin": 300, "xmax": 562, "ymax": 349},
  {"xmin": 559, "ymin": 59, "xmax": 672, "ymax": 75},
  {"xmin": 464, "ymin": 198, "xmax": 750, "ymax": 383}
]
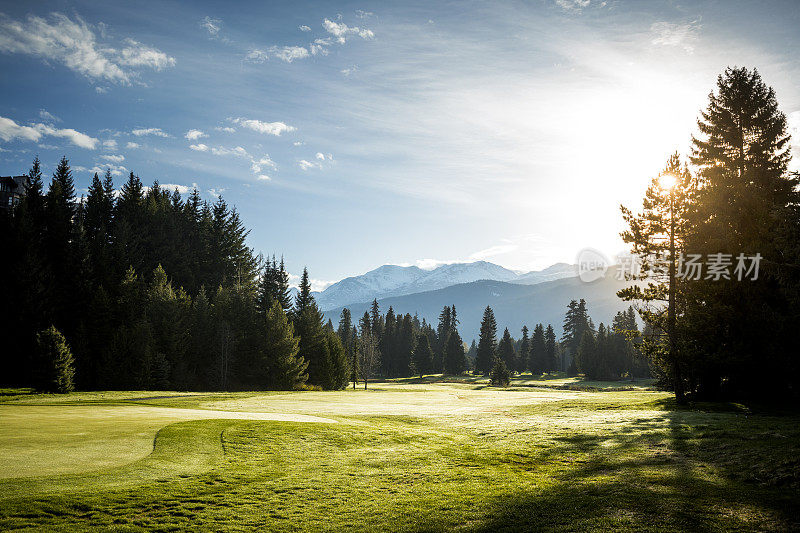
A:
[{"xmin": 1, "ymin": 380, "xmax": 799, "ymax": 531}]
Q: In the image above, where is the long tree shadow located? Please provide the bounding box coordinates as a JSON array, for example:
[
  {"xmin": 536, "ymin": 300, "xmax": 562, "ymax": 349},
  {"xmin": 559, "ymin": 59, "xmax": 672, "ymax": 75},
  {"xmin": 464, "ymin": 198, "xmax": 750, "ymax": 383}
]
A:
[{"xmin": 460, "ymin": 401, "xmax": 800, "ymax": 532}]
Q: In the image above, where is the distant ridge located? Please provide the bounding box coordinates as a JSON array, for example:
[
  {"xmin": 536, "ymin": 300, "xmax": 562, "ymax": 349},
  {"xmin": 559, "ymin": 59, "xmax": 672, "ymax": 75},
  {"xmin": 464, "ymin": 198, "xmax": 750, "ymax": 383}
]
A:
[
  {"xmin": 315, "ymin": 261, "xmax": 577, "ymax": 311},
  {"xmin": 323, "ymin": 269, "xmax": 630, "ymax": 342}
]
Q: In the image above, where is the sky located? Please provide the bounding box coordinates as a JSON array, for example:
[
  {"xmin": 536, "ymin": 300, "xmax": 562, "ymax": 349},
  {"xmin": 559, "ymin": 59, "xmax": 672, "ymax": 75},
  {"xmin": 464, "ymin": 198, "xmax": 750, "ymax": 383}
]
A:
[{"xmin": 1, "ymin": 0, "xmax": 799, "ymax": 290}]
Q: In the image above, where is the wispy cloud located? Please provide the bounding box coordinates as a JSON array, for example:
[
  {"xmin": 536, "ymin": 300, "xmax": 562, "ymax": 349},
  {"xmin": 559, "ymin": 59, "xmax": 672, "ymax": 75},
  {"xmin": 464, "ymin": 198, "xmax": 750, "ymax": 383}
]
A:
[
  {"xmin": 230, "ymin": 117, "xmax": 295, "ymax": 136},
  {"xmin": 554, "ymin": 0, "xmax": 593, "ymax": 13},
  {"xmin": 245, "ymin": 16, "xmax": 374, "ymax": 64},
  {"xmin": 131, "ymin": 127, "xmax": 170, "ymax": 137},
  {"xmin": 185, "ymin": 129, "xmax": 206, "ymax": 140},
  {"xmin": 99, "ymin": 154, "xmax": 124, "ymax": 163},
  {"xmin": 0, "ymin": 13, "xmax": 175, "ymax": 85},
  {"xmin": 650, "ymin": 20, "xmax": 701, "ymax": 53},
  {"xmin": 298, "ymin": 159, "xmax": 320, "ymax": 171},
  {"xmin": 38, "ymin": 109, "xmax": 60, "ymax": 122},
  {"xmin": 201, "ymin": 16, "xmax": 221, "ymax": 36},
  {"xmin": 189, "ymin": 143, "xmax": 209, "ymax": 151},
  {"xmin": 0, "ymin": 115, "xmax": 98, "ymax": 149},
  {"xmin": 271, "ymin": 45, "xmax": 310, "ymax": 63}
]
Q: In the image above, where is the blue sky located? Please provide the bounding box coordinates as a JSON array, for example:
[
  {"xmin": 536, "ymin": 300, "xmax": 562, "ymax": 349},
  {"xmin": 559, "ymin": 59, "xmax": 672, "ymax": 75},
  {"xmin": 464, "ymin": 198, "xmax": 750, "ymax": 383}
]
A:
[{"xmin": 1, "ymin": 0, "xmax": 799, "ymax": 289}]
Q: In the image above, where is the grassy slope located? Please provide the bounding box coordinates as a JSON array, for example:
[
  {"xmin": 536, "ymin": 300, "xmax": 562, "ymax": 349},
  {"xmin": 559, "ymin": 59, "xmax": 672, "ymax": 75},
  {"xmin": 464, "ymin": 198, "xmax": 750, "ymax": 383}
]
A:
[{"xmin": 0, "ymin": 381, "xmax": 798, "ymax": 531}]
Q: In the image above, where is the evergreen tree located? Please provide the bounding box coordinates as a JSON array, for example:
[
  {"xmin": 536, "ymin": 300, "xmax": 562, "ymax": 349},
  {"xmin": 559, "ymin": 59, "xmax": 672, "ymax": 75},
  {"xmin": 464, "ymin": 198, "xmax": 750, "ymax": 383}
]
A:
[
  {"xmin": 683, "ymin": 66, "xmax": 800, "ymax": 400},
  {"xmin": 530, "ymin": 324, "xmax": 547, "ymax": 375},
  {"xmin": 34, "ymin": 326, "xmax": 75, "ymax": 393},
  {"xmin": 443, "ymin": 328, "xmax": 466, "ymax": 375},
  {"xmin": 518, "ymin": 326, "xmax": 531, "ymax": 374},
  {"xmin": 497, "ymin": 327, "xmax": 517, "ymax": 372},
  {"xmin": 475, "ymin": 306, "xmax": 497, "ymax": 375},
  {"xmin": 544, "ymin": 324, "xmax": 557, "ymax": 373},
  {"xmin": 411, "ymin": 333, "xmax": 434, "ymax": 378},
  {"xmin": 490, "ymin": 356, "xmax": 511, "ymax": 387}
]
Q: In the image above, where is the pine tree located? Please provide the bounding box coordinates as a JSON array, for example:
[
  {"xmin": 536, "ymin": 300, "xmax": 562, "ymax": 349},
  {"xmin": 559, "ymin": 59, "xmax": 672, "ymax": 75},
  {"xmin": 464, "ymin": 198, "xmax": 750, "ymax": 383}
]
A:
[
  {"xmin": 619, "ymin": 153, "xmax": 693, "ymax": 401},
  {"xmin": 544, "ymin": 324, "xmax": 557, "ymax": 373},
  {"xmin": 682, "ymin": 66, "xmax": 800, "ymax": 400},
  {"xmin": 490, "ymin": 356, "xmax": 511, "ymax": 387},
  {"xmin": 323, "ymin": 329, "xmax": 348, "ymax": 390},
  {"xmin": 34, "ymin": 326, "xmax": 75, "ymax": 393},
  {"xmin": 475, "ymin": 306, "xmax": 497, "ymax": 375},
  {"xmin": 575, "ymin": 330, "xmax": 596, "ymax": 379},
  {"xmin": 255, "ymin": 318, "xmax": 296, "ymax": 390},
  {"xmin": 530, "ymin": 324, "xmax": 547, "ymax": 375},
  {"xmin": 519, "ymin": 326, "xmax": 531, "ymax": 374},
  {"xmin": 497, "ymin": 327, "xmax": 517, "ymax": 373},
  {"xmin": 412, "ymin": 333, "xmax": 434, "ymax": 378},
  {"xmin": 443, "ymin": 328, "xmax": 466, "ymax": 375}
]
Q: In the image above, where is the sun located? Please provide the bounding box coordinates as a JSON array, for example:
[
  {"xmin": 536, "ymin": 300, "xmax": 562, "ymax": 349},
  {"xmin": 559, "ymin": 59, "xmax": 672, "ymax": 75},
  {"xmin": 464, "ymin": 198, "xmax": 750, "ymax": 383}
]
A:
[{"xmin": 658, "ymin": 172, "xmax": 678, "ymax": 190}]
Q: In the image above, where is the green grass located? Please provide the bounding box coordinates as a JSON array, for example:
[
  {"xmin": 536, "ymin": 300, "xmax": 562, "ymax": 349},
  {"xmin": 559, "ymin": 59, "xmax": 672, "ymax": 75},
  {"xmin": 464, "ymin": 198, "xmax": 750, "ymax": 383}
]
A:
[{"xmin": 1, "ymin": 379, "xmax": 798, "ymax": 531}]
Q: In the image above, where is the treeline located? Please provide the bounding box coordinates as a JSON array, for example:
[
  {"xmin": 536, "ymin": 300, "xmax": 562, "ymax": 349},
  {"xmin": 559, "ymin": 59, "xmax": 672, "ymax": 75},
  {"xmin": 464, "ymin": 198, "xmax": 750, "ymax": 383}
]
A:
[
  {"xmin": 471, "ymin": 301, "xmax": 647, "ymax": 382},
  {"xmin": 620, "ymin": 67, "xmax": 800, "ymax": 402},
  {"xmin": 336, "ymin": 301, "xmax": 467, "ymax": 381},
  {"xmin": 0, "ymin": 159, "xmax": 347, "ymax": 391}
]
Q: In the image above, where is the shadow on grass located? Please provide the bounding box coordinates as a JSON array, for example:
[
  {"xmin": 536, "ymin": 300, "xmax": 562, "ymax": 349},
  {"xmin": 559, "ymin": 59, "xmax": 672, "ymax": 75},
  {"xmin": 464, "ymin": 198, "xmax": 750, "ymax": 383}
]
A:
[{"xmin": 463, "ymin": 404, "xmax": 800, "ymax": 531}]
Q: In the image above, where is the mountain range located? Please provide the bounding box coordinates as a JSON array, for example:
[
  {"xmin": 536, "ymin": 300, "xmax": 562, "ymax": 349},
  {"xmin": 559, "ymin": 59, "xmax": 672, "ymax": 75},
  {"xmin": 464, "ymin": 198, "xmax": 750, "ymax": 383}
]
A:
[
  {"xmin": 323, "ymin": 270, "xmax": 631, "ymax": 343},
  {"xmin": 314, "ymin": 261, "xmax": 577, "ymax": 311}
]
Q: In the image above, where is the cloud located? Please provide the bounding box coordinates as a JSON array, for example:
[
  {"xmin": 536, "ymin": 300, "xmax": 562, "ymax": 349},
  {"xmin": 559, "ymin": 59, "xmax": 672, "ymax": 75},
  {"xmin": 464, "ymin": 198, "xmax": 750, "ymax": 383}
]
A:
[
  {"xmin": 288, "ymin": 273, "xmax": 334, "ymax": 292},
  {"xmin": 126, "ymin": 141, "xmax": 140, "ymax": 149},
  {"xmin": 0, "ymin": 117, "xmax": 40, "ymax": 143},
  {"xmin": 271, "ymin": 45, "xmax": 309, "ymax": 63},
  {"xmin": 118, "ymin": 39, "xmax": 175, "ymax": 70},
  {"xmin": 251, "ymin": 155, "xmax": 276, "ymax": 173},
  {"xmin": 158, "ymin": 182, "xmax": 198, "ymax": 194},
  {"xmin": 215, "ymin": 126, "xmax": 236, "ymax": 133},
  {"xmin": 0, "ymin": 13, "xmax": 175, "ymax": 84},
  {"xmin": 102, "ymin": 139, "xmax": 117, "ymax": 149},
  {"xmin": 211, "ymin": 145, "xmax": 249, "ymax": 158},
  {"xmin": 322, "ymin": 18, "xmax": 374, "ymax": 44},
  {"xmin": 230, "ymin": 117, "xmax": 296, "ymax": 136},
  {"xmin": 131, "ymin": 127, "xmax": 169, "ymax": 137},
  {"xmin": 244, "ymin": 49, "xmax": 269, "ymax": 63},
  {"xmin": 298, "ymin": 159, "xmax": 321, "ymax": 170},
  {"xmin": 257, "ymin": 174, "xmax": 271, "ymax": 181},
  {"xmin": 201, "ymin": 16, "xmax": 221, "ymax": 36},
  {"xmin": 554, "ymin": 0, "xmax": 592, "ymax": 13},
  {"xmin": 650, "ymin": 21, "xmax": 701, "ymax": 53},
  {"xmin": 185, "ymin": 129, "xmax": 206, "ymax": 140},
  {"xmin": 293, "ymin": 141, "xmax": 305, "ymax": 146},
  {"xmin": 315, "ymin": 152, "xmax": 325, "ymax": 161},
  {"xmin": 355, "ymin": 10, "xmax": 374, "ymax": 19},
  {"xmin": 89, "ymin": 163, "xmax": 127, "ymax": 176},
  {"xmin": 39, "ymin": 109, "xmax": 60, "ymax": 122},
  {"xmin": 0, "ymin": 116, "xmax": 99, "ymax": 149},
  {"xmin": 99, "ymin": 154, "xmax": 124, "ymax": 163},
  {"xmin": 299, "ymin": 25, "xmax": 311, "ymax": 32},
  {"xmin": 189, "ymin": 143, "xmax": 209, "ymax": 151},
  {"xmin": 341, "ymin": 65, "xmax": 358, "ymax": 76},
  {"xmin": 95, "ymin": 86, "xmax": 109, "ymax": 94}
]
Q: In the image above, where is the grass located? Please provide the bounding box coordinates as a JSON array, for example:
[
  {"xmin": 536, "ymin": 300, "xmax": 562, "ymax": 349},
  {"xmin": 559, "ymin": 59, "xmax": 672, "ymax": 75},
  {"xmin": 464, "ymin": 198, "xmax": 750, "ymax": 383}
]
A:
[{"xmin": 1, "ymin": 378, "xmax": 798, "ymax": 531}]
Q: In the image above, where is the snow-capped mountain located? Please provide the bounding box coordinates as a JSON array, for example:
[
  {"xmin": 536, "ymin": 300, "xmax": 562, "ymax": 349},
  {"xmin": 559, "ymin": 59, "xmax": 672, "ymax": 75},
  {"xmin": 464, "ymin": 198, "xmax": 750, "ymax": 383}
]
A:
[{"xmin": 314, "ymin": 260, "xmax": 577, "ymax": 311}]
